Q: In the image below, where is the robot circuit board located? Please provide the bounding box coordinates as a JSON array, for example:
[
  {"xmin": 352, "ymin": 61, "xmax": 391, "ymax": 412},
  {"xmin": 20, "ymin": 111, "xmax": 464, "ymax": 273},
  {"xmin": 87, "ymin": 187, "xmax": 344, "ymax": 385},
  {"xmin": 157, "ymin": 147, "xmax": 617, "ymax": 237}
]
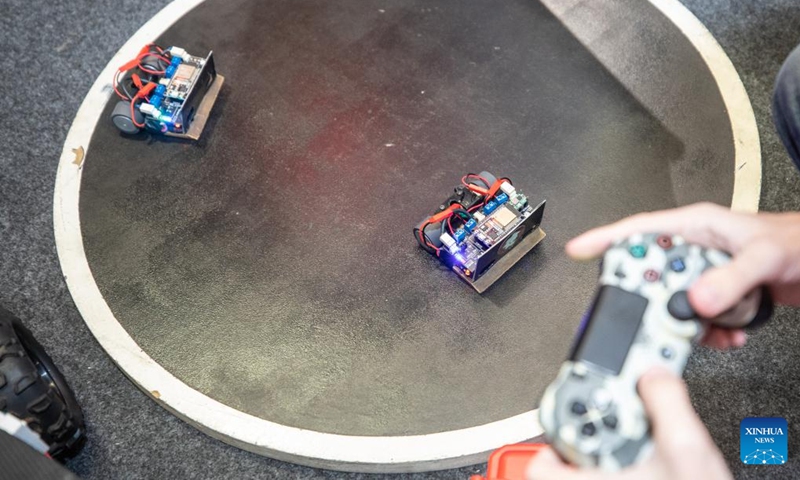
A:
[
  {"xmin": 414, "ymin": 172, "xmax": 546, "ymax": 292},
  {"xmin": 109, "ymin": 43, "xmax": 224, "ymax": 140}
]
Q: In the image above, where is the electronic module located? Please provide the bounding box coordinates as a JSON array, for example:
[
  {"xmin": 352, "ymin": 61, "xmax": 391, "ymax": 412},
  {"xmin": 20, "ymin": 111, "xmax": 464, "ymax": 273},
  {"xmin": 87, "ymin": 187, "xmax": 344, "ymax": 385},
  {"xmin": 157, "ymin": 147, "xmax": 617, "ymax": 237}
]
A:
[
  {"xmin": 109, "ymin": 43, "xmax": 224, "ymax": 140},
  {"xmin": 414, "ymin": 171, "xmax": 546, "ymax": 292}
]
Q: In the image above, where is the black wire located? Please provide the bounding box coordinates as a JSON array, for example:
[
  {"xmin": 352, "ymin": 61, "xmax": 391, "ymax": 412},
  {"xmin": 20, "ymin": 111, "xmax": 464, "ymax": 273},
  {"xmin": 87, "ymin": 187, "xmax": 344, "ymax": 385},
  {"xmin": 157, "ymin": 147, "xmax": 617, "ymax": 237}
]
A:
[
  {"xmin": 451, "ymin": 208, "xmax": 473, "ymax": 222},
  {"xmin": 415, "ymin": 226, "xmax": 437, "ymax": 254},
  {"xmin": 114, "ymin": 70, "xmax": 134, "ymax": 101},
  {"xmin": 139, "ymin": 51, "xmax": 170, "ymax": 73},
  {"xmin": 120, "ymin": 78, "xmax": 136, "ymax": 100}
]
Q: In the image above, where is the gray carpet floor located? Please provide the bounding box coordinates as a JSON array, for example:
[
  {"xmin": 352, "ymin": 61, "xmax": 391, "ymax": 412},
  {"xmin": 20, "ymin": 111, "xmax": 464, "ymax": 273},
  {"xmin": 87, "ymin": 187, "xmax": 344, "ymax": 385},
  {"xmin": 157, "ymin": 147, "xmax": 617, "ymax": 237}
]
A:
[{"xmin": 1, "ymin": 0, "xmax": 799, "ymax": 478}]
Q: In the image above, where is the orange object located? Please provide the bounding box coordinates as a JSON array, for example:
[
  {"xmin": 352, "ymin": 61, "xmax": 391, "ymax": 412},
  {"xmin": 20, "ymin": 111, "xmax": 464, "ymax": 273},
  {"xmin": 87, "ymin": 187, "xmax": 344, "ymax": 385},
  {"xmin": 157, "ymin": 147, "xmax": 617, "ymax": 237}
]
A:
[
  {"xmin": 429, "ymin": 203, "xmax": 461, "ymax": 223},
  {"xmin": 138, "ymin": 82, "xmax": 157, "ymax": 97},
  {"xmin": 470, "ymin": 443, "xmax": 546, "ymax": 480},
  {"xmin": 486, "ymin": 179, "xmax": 504, "ymax": 199},
  {"xmin": 466, "ymin": 184, "xmax": 489, "ymax": 195},
  {"xmin": 118, "ymin": 58, "xmax": 140, "ymax": 72}
]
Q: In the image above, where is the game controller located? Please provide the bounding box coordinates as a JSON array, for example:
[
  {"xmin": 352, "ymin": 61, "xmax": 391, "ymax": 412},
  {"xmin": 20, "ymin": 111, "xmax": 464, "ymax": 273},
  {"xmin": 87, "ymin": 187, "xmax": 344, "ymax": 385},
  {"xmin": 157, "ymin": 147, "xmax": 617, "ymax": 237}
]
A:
[{"xmin": 539, "ymin": 233, "xmax": 773, "ymax": 470}]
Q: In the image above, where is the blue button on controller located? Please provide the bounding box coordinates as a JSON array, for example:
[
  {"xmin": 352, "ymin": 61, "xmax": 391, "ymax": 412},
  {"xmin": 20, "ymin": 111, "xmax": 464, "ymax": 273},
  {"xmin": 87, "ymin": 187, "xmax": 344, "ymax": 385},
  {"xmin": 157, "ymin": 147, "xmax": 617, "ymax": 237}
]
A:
[{"xmin": 670, "ymin": 258, "xmax": 686, "ymax": 272}]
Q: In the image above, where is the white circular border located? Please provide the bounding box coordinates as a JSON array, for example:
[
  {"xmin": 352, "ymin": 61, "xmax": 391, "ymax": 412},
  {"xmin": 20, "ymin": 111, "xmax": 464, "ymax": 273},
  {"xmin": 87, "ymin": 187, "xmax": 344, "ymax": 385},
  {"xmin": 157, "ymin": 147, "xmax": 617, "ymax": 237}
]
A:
[{"xmin": 53, "ymin": 0, "xmax": 761, "ymax": 473}]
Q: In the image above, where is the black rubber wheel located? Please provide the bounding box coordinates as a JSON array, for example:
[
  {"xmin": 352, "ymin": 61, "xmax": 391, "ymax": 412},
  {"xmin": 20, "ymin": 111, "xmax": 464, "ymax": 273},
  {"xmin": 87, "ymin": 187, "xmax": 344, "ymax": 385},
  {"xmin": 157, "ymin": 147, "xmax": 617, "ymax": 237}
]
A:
[
  {"xmin": 110, "ymin": 100, "xmax": 142, "ymax": 135},
  {"xmin": 0, "ymin": 308, "xmax": 85, "ymax": 461}
]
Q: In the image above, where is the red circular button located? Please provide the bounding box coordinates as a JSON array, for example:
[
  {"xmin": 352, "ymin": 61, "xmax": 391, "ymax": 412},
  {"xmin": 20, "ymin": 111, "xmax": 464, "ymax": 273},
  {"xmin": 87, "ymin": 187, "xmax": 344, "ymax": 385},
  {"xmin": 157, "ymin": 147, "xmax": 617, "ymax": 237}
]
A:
[
  {"xmin": 644, "ymin": 269, "xmax": 660, "ymax": 282},
  {"xmin": 657, "ymin": 235, "xmax": 673, "ymax": 249}
]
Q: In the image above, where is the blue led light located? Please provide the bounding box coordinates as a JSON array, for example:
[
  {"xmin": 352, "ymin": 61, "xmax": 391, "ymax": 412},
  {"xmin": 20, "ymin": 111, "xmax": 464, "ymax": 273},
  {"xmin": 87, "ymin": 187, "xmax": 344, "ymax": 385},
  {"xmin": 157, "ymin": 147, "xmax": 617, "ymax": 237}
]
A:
[{"xmin": 455, "ymin": 253, "xmax": 466, "ymax": 264}]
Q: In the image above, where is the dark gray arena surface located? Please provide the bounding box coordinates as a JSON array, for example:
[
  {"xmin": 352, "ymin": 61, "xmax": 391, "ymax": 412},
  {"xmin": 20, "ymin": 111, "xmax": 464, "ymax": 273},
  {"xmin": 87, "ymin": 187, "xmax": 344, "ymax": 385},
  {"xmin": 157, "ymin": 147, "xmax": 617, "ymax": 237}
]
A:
[
  {"xmin": 79, "ymin": 0, "xmax": 728, "ymax": 438},
  {"xmin": 1, "ymin": 0, "xmax": 800, "ymax": 479}
]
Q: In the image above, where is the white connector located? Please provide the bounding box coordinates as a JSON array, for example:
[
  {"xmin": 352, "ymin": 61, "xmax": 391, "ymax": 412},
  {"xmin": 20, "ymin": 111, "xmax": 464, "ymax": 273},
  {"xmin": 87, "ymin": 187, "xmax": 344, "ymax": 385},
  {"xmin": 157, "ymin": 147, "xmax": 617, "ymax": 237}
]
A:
[
  {"xmin": 500, "ymin": 181, "xmax": 516, "ymax": 196},
  {"xmin": 168, "ymin": 46, "xmax": 191, "ymax": 61},
  {"xmin": 159, "ymin": 78, "xmax": 171, "ymax": 86},
  {"xmin": 439, "ymin": 233, "xmax": 457, "ymax": 252},
  {"xmin": 139, "ymin": 103, "xmax": 158, "ymax": 116}
]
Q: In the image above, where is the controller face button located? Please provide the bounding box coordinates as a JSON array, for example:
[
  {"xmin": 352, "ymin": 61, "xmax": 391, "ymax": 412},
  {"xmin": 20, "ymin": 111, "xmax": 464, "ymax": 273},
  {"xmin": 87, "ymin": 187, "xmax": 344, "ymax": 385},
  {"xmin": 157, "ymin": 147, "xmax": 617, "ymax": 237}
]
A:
[
  {"xmin": 602, "ymin": 415, "xmax": 618, "ymax": 430},
  {"xmin": 669, "ymin": 258, "xmax": 686, "ymax": 272},
  {"xmin": 570, "ymin": 369, "xmax": 586, "ymax": 379},
  {"xmin": 643, "ymin": 269, "xmax": 660, "ymax": 282},
  {"xmin": 667, "ymin": 290, "xmax": 696, "ymax": 320},
  {"xmin": 657, "ymin": 235, "xmax": 673, "ymax": 249},
  {"xmin": 581, "ymin": 422, "xmax": 597, "ymax": 436},
  {"xmin": 571, "ymin": 401, "xmax": 588, "ymax": 415},
  {"xmin": 629, "ymin": 245, "xmax": 647, "ymax": 258},
  {"xmin": 661, "ymin": 347, "xmax": 673, "ymax": 359},
  {"xmin": 591, "ymin": 388, "xmax": 612, "ymax": 411}
]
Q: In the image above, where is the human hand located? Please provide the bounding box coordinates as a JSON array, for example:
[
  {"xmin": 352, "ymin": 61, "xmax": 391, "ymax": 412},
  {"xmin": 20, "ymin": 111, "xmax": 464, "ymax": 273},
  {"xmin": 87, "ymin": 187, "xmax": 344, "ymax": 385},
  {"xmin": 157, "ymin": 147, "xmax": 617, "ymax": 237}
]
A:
[
  {"xmin": 564, "ymin": 203, "xmax": 800, "ymax": 348},
  {"xmin": 527, "ymin": 368, "xmax": 732, "ymax": 480}
]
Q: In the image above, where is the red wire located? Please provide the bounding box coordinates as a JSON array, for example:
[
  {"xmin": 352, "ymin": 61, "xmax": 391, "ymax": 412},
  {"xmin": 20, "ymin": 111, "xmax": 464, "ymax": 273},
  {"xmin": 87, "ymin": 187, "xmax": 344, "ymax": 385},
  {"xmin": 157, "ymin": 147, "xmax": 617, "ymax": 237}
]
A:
[
  {"xmin": 130, "ymin": 99, "xmax": 144, "ymax": 128},
  {"xmin": 418, "ymin": 228, "xmax": 440, "ymax": 255},
  {"xmin": 461, "ymin": 174, "xmax": 491, "ymax": 190},
  {"xmin": 137, "ymin": 52, "xmax": 169, "ymax": 74},
  {"xmin": 113, "ymin": 70, "xmax": 129, "ymax": 101},
  {"xmin": 419, "ymin": 174, "xmax": 511, "ymax": 257},
  {"xmin": 138, "ymin": 52, "xmax": 170, "ymax": 63},
  {"xmin": 113, "ymin": 43, "xmax": 171, "ymax": 112}
]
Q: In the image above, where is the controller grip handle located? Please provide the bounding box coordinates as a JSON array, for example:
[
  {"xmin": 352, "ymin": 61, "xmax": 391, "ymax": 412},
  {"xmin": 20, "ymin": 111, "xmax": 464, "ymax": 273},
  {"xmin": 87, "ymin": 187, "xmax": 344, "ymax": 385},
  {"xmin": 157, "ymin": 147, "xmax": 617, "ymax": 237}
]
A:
[
  {"xmin": 746, "ymin": 287, "xmax": 774, "ymax": 330},
  {"xmin": 713, "ymin": 286, "xmax": 774, "ymax": 330}
]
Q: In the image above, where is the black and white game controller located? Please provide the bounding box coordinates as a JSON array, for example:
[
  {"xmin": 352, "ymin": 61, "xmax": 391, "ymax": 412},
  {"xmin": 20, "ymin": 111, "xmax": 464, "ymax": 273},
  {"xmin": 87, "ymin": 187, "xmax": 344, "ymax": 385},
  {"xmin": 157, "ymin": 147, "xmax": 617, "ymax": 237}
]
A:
[{"xmin": 539, "ymin": 233, "xmax": 773, "ymax": 470}]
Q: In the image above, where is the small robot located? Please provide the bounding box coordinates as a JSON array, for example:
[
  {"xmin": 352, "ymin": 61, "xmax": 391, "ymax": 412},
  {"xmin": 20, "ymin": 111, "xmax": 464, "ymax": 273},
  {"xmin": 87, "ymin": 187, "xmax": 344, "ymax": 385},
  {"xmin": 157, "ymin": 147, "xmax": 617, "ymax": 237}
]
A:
[
  {"xmin": 109, "ymin": 43, "xmax": 224, "ymax": 140},
  {"xmin": 414, "ymin": 171, "xmax": 546, "ymax": 292}
]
